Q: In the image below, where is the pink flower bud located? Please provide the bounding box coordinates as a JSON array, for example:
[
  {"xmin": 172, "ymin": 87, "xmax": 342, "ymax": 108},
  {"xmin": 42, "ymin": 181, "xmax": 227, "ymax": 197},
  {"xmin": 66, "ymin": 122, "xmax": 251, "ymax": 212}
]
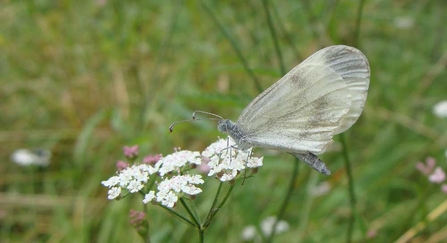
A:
[
  {"xmin": 428, "ymin": 167, "xmax": 446, "ymax": 184},
  {"xmin": 123, "ymin": 145, "xmax": 139, "ymax": 159},
  {"xmin": 116, "ymin": 161, "xmax": 129, "ymax": 171}
]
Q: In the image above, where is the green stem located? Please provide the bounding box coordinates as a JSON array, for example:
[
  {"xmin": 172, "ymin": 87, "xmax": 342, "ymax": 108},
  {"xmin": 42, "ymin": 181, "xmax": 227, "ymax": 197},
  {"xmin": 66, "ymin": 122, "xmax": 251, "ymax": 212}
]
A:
[
  {"xmin": 141, "ymin": 0, "xmax": 183, "ymax": 128},
  {"xmin": 179, "ymin": 198, "xmax": 205, "ymax": 242},
  {"xmin": 296, "ymin": 172, "xmax": 319, "ymax": 242},
  {"xmin": 340, "ymin": 133, "xmax": 356, "ymax": 243},
  {"xmin": 266, "ymin": 159, "xmax": 300, "ymax": 243},
  {"xmin": 204, "ymin": 181, "xmax": 223, "ymax": 223},
  {"xmin": 159, "ymin": 204, "xmax": 196, "ymax": 228},
  {"xmin": 204, "ymin": 184, "xmax": 234, "ymax": 228},
  {"xmin": 201, "ymin": 0, "xmax": 263, "ymax": 92},
  {"xmin": 353, "ymin": 0, "xmax": 366, "ymax": 47},
  {"xmin": 198, "ymin": 228, "xmax": 204, "ymax": 243},
  {"xmin": 302, "ymin": 0, "xmax": 323, "ymax": 44},
  {"xmin": 270, "ymin": 1, "xmax": 301, "ymax": 59},
  {"xmin": 261, "ymin": 0, "xmax": 286, "ymax": 75},
  {"xmin": 142, "ymin": 202, "xmax": 151, "ymax": 243},
  {"xmin": 180, "ymin": 198, "xmax": 201, "ymax": 227}
]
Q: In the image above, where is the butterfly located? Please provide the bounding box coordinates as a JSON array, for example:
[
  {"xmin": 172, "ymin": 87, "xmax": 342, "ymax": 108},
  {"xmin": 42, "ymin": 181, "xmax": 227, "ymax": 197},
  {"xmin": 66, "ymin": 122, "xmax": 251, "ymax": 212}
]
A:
[
  {"xmin": 216, "ymin": 45, "xmax": 369, "ymax": 175},
  {"xmin": 171, "ymin": 45, "xmax": 370, "ymax": 175}
]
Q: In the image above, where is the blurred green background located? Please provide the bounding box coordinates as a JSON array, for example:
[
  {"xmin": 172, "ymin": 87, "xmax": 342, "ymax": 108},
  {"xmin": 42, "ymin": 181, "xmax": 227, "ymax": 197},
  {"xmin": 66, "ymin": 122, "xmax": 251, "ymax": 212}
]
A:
[{"xmin": 2, "ymin": 0, "xmax": 447, "ymax": 242}]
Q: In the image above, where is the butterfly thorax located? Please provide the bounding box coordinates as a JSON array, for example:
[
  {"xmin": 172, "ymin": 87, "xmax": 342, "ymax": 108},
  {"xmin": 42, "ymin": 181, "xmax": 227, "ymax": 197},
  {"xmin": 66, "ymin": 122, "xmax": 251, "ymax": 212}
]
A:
[{"xmin": 217, "ymin": 119, "xmax": 252, "ymax": 150}]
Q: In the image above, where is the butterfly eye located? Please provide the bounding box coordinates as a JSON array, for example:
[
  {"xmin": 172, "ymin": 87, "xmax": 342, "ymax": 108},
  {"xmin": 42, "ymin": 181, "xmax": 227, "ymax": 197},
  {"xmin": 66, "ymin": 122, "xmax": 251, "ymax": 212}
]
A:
[{"xmin": 217, "ymin": 120, "xmax": 227, "ymax": 133}]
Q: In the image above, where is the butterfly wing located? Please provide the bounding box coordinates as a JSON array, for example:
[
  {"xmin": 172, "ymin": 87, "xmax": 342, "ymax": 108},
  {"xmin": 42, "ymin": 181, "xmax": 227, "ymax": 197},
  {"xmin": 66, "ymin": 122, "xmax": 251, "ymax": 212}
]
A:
[
  {"xmin": 300, "ymin": 45, "xmax": 370, "ymax": 134},
  {"xmin": 236, "ymin": 45, "xmax": 369, "ymax": 154}
]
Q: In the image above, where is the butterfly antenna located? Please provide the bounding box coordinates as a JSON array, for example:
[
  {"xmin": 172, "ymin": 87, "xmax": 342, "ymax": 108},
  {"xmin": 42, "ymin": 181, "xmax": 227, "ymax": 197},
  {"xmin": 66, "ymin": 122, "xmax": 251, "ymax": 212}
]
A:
[
  {"xmin": 192, "ymin": 110, "xmax": 224, "ymax": 120},
  {"xmin": 169, "ymin": 118, "xmax": 201, "ymax": 132},
  {"xmin": 169, "ymin": 114, "xmax": 222, "ymax": 132}
]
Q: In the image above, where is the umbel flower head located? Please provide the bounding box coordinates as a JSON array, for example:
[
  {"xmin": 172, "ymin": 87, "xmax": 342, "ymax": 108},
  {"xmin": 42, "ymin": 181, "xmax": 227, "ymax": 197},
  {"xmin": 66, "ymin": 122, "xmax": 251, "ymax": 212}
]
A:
[
  {"xmin": 203, "ymin": 137, "xmax": 263, "ymax": 182},
  {"xmin": 102, "ymin": 149, "xmax": 204, "ymax": 208},
  {"xmin": 156, "ymin": 150, "xmax": 202, "ymax": 176},
  {"xmin": 101, "ymin": 163, "xmax": 158, "ymax": 199},
  {"xmin": 145, "ymin": 174, "xmax": 204, "ymax": 208},
  {"xmin": 102, "ymin": 138, "xmax": 264, "ymax": 208}
]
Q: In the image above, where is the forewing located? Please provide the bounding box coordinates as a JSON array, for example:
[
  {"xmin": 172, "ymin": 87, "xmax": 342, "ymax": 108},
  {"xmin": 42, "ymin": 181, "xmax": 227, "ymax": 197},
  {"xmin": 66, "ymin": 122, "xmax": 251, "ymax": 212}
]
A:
[
  {"xmin": 301, "ymin": 45, "xmax": 370, "ymax": 134},
  {"xmin": 236, "ymin": 63, "xmax": 351, "ymax": 154}
]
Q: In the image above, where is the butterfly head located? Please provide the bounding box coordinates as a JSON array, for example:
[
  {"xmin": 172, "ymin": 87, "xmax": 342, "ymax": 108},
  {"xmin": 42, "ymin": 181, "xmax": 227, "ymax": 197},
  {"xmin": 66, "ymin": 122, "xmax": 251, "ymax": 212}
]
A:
[
  {"xmin": 217, "ymin": 119, "xmax": 234, "ymax": 134},
  {"xmin": 217, "ymin": 119, "xmax": 251, "ymax": 150}
]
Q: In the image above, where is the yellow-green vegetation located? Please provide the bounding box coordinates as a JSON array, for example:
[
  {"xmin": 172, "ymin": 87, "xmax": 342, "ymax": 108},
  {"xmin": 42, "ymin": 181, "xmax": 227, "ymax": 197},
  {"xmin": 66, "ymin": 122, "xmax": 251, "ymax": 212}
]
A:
[{"xmin": 2, "ymin": 0, "xmax": 447, "ymax": 242}]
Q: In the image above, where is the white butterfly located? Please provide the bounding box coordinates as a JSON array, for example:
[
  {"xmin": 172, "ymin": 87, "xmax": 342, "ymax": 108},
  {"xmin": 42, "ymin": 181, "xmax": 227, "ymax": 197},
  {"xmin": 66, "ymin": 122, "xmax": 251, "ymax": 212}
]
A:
[{"xmin": 216, "ymin": 45, "xmax": 370, "ymax": 175}]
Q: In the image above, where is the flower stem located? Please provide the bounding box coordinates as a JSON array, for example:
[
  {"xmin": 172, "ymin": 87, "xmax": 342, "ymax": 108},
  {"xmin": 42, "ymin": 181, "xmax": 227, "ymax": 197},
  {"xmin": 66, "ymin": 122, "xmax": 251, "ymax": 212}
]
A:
[
  {"xmin": 180, "ymin": 198, "xmax": 201, "ymax": 227},
  {"xmin": 353, "ymin": 0, "xmax": 366, "ymax": 47},
  {"xmin": 261, "ymin": 0, "xmax": 286, "ymax": 75},
  {"xmin": 159, "ymin": 204, "xmax": 196, "ymax": 228},
  {"xmin": 143, "ymin": 203, "xmax": 151, "ymax": 243},
  {"xmin": 200, "ymin": 0, "xmax": 263, "ymax": 92},
  {"xmin": 179, "ymin": 198, "xmax": 205, "ymax": 242},
  {"xmin": 340, "ymin": 133, "xmax": 356, "ymax": 243},
  {"xmin": 203, "ymin": 181, "xmax": 223, "ymax": 225},
  {"xmin": 140, "ymin": 0, "xmax": 183, "ymax": 128},
  {"xmin": 198, "ymin": 228, "xmax": 205, "ymax": 243},
  {"xmin": 203, "ymin": 183, "xmax": 234, "ymax": 228},
  {"xmin": 266, "ymin": 159, "xmax": 300, "ymax": 243}
]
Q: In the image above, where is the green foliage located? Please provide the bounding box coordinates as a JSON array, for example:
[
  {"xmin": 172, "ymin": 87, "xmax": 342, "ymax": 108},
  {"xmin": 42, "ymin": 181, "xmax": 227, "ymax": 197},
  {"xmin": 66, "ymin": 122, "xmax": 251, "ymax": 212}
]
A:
[{"xmin": 1, "ymin": 0, "xmax": 447, "ymax": 242}]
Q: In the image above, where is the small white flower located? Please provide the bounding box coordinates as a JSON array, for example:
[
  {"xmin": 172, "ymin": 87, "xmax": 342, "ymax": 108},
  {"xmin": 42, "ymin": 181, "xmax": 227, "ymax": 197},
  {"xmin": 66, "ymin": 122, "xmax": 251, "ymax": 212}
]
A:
[
  {"xmin": 131, "ymin": 166, "xmax": 150, "ymax": 183},
  {"xmin": 186, "ymin": 174, "xmax": 204, "ymax": 184},
  {"xmin": 205, "ymin": 137, "xmax": 263, "ymax": 182},
  {"xmin": 202, "ymin": 137, "xmax": 235, "ymax": 158},
  {"xmin": 127, "ymin": 180, "xmax": 143, "ymax": 193},
  {"xmin": 241, "ymin": 225, "xmax": 257, "ymax": 241},
  {"xmin": 246, "ymin": 156, "xmax": 264, "ymax": 168},
  {"xmin": 118, "ymin": 169, "xmax": 134, "ymax": 187},
  {"xmin": 102, "ymin": 163, "xmax": 156, "ymax": 198},
  {"xmin": 108, "ymin": 187, "xmax": 121, "ymax": 200},
  {"xmin": 11, "ymin": 149, "xmax": 51, "ymax": 167},
  {"xmin": 101, "ymin": 176, "xmax": 120, "ymax": 188},
  {"xmin": 157, "ymin": 190, "xmax": 178, "ymax": 208},
  {"xmin": 219, "ymin": 170, "xmax": 238, "ymax": 181},
  {"xmin": 260, "ymin": 216, "xmax": 290, "ymax": 237},
  {"xmin": 182, "ymin": 186, "xmax": 202, "ymax": 195},
  {"xmin": 138, "ymin": 163, "xmax": 158, "ymax": 175},
  {"xmin": 157, "ymin": 150, "xmax": 202, "ymax": 176},
  {"xmin": 433, "ymin": 101, "xmax": 447, "ymax": 118},
  {"xmin": 154, "ymin": 174, "xmax": 204, "ymax": 208},
  {"xmin": 241, "ymin": 216, "xmax": 289, "ymax": 241},
  {"xmin": 143, "ymin": 191, "xmax": 156, "ymax": 204}
]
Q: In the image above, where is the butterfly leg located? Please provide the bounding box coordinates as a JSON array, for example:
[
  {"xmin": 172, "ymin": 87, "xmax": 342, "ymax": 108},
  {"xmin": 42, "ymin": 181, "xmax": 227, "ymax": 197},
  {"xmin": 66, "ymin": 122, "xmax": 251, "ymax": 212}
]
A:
[
  {"xmin": 241, "ymin": 148, "xmax": 254, "ymax": 185},
  {"xmin": 292, "ymin": 152, "xmax": 331, "ymax": 175}
]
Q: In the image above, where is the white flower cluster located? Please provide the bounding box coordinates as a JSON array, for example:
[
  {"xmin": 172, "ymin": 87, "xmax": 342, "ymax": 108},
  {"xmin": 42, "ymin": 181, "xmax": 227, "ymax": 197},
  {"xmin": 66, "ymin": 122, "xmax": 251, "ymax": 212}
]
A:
[
  {"xmin": 102, "ymin": 150, "xmax": 204, "ymax": 208},
  {"xmin": 102, "ymin": 164, "xmax": 158, "ymax": 200},
  {"xmin": 102, "ymin": 137, "xmax": 264, "ymax": 207},
  {"xmin": 157, "ymin": 150, "xmax": 202, "ymax": 176},
  {"xmin": 203, "ymin": 138, "xmax": 263, "ymax": 181},
  {"xmin": 144, "ymin": 174, "xmax": 204, "ymax": 207}
]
